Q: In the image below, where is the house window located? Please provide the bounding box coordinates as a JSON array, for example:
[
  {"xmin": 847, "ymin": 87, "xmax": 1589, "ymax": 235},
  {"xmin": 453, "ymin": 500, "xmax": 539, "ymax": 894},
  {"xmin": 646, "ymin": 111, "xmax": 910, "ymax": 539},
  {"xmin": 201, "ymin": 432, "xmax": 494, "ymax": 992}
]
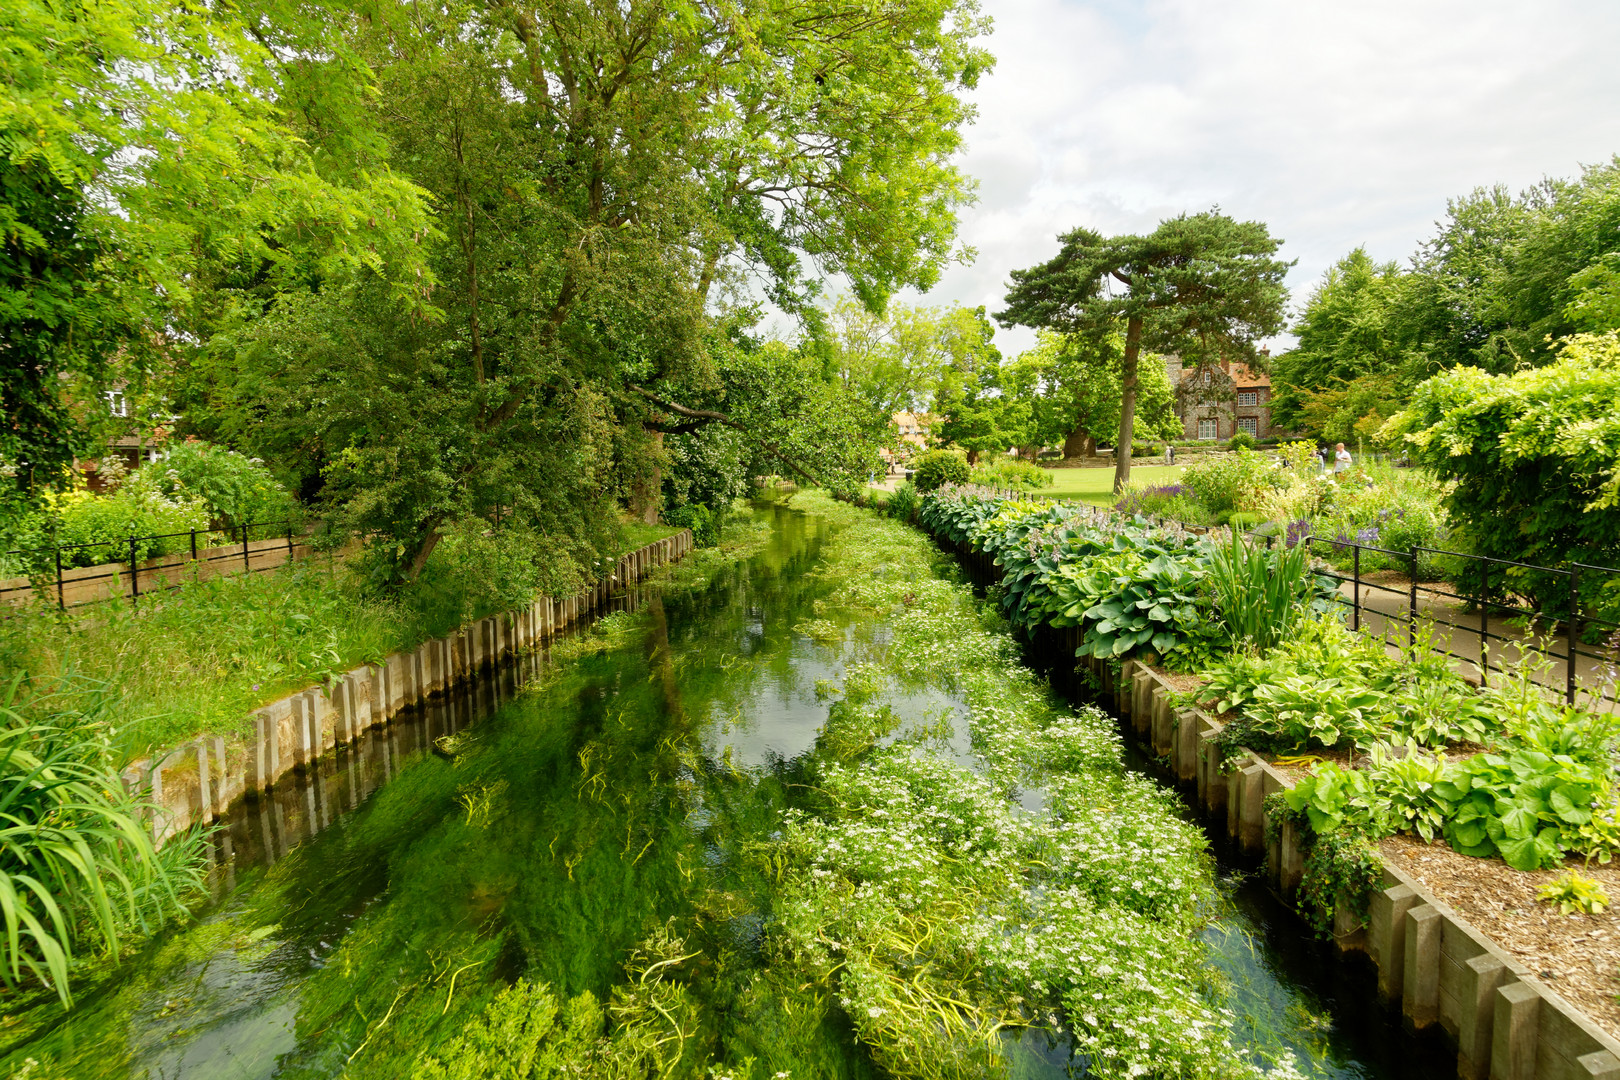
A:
[
  {"xmin": 1238, "ymin": 417, "xmax": 1258, "ymax": 436},
  {"xmin": 1197, "ymin": 418, "xmax": 1218, "ymax": 440},
  {"xmin": 107, "ymin": 391, "xmax": 128, "ymax": 418},
  {"xmin": 1237, "ymin": 391, "xmax": 1258, "ymax": 407}
]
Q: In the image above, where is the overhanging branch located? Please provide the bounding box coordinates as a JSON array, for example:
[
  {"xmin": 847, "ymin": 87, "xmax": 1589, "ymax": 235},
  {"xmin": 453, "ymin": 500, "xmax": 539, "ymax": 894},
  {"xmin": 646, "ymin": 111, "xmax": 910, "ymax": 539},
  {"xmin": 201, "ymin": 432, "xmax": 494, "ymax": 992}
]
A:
[{"xmin": 629, "ymin": 384, "xmax": 826, "ymax": 488}]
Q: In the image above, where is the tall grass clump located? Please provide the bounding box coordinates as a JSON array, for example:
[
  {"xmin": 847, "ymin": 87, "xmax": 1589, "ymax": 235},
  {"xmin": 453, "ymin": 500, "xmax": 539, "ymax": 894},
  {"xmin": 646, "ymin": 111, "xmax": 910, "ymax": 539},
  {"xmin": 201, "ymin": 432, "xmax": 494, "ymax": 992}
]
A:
[
  {"xmin": 0, "ymin": 560, "xmax": 409, "ymax": 759},
  {"xmin": 0, "ymin": 677, "xmax": 202, "ymax": 1005},
  {"xmin": 1206, "ymin": 530, "xmax": 1319, "ymax": 651},
  {"xmin": 885, "ymin": 481, "xmax": 921, "ymax": 522},
  {"xmin": 0, "ymin": 512, "xmax": 689, "ymax": 760}
]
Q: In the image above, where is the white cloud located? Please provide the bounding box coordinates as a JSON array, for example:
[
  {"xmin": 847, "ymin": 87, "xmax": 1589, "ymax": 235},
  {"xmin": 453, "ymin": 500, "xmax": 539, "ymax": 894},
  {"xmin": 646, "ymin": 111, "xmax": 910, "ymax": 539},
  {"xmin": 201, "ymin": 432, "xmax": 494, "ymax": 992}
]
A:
[{"xmin": 907, "ymin": 0, "xmax": 1620, "ymax": 356}]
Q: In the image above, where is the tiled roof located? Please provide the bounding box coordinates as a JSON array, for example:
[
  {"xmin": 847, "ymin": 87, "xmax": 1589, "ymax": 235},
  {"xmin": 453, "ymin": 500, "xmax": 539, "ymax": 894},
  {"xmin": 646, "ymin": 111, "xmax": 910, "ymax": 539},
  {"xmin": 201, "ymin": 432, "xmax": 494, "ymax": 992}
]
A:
[{"xmin": 1226, "ymin": 363, "xmax": 1270, "ymax": 388}]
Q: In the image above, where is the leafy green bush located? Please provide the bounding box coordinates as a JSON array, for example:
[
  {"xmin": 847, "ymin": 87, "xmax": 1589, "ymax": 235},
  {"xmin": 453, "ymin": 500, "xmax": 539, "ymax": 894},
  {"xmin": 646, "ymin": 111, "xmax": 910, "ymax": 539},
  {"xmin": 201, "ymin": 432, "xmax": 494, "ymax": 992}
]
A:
[
  {"xmin": 1181, "ymin": 448, "xmax": 1282, "ymax": 517},
  {"xmin": 150, "ymin": 441, "xmax": 299, "ymax": 530},
  {"xmin": 50, "ymin": 474, "xmax": 211, "ymax": 568},
  {"xmin": 910, "ymin": 449, "xmax": 971, "ymax": 492},
  {"xmin": 662, "ymin": 502, "xmax": 718, "ymax": 546},
  {"xmin": 1113, "ymin": 482, "xmax": 1208, "ymax": 524},
  {"xmin": 967, "ymin": 458, "xmax": 1053, "ymax": 491},
  {"xmin": 884, "ymin": 481, "xmax": 920, "ymax": 523},
  {"xmin": 1226, "ymin": 431, "xmax": 1257, "ymax": 450},
  {"xmin": 921, "ymin": 491, "xmax": 1228, "ymax": 670},
  {"xmin": 1391, "ymin": 333, "xmax": 1620, "ymax": 617},
  {"xmin": 1204, "ymin": 619, "xmax": 1502, "ymax": 754},
  {"xmin": 1540, "ymin": 871, "xmax": 1609, "ymax": 915}
]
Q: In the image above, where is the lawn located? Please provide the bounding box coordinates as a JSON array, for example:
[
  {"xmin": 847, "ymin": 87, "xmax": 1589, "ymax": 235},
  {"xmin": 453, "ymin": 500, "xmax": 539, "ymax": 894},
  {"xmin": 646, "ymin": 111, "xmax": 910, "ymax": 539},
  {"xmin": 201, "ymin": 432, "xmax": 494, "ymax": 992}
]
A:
[{"xmin": 1038, "ymin": 464, "xmax": 1187, "ymax": 505}]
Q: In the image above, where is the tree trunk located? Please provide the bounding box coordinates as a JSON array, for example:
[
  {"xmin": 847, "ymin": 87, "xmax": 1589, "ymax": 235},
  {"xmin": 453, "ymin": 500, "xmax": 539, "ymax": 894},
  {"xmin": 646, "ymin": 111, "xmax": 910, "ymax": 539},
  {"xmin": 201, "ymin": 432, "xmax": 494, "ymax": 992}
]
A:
[
  {"xmin": 1018, "ymin": 444, "xmax": 1036, "ymax": 462},
  {"xmin": 966, "ymin": 448, "xmax": 980, "ymax": 466},
  {"xmin": 1063, "ymin": 428, "xmax": 1095, "ymax": 459},
  {"xmin": 630, "ymin": 428, "xmax": 664, "ymax": 524},
  {"xmin": 1114, "ymin": 315, "xmax": 1143, "ymax": 494}
]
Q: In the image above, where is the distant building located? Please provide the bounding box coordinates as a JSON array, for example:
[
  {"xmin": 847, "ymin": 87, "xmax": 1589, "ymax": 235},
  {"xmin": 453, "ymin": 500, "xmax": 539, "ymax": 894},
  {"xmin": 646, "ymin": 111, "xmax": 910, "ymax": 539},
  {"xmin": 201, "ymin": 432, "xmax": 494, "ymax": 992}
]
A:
[
  {"xmin": 1163, "ymin": 353, "xmax": 1277, "ymax": 440},
  {"xmin": 891, "ymin": 411, "xmax": 931, "ymax": 447},
  {"xmin": 880, "ymin": 411, "xmax": 933, "ymax": 470}
]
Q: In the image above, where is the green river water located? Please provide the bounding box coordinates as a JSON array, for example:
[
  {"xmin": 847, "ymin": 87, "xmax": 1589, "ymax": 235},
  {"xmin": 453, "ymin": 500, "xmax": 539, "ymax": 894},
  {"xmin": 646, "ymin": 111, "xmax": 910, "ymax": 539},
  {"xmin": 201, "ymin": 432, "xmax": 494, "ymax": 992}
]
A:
[{"xmin": 1, "ymin": 502, "xmax": 1445, "ymax": 1080}]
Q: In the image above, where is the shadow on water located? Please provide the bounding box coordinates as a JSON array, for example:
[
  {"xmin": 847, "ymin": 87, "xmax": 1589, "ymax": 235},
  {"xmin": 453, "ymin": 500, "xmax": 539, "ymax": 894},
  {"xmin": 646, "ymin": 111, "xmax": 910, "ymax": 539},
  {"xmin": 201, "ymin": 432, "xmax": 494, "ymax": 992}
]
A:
[{"xmin": 2, "ymin": 503, "xmax": 1449, "ymax": 1079}]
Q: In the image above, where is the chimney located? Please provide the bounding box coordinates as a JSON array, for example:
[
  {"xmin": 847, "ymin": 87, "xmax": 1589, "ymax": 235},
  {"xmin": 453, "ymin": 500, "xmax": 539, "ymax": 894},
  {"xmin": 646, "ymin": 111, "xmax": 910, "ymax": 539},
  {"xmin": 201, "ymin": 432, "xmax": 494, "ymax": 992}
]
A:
[{"xmin": 1162, "ymin": 354, "xmax": 1183, "ymax": 385}]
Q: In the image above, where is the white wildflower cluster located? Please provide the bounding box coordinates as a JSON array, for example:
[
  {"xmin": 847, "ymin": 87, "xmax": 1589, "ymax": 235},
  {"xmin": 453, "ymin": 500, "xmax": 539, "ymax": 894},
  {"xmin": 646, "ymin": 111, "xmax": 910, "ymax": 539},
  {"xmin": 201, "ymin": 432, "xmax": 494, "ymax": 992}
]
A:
[{"xmin": 762, "ymin": 500, "xmax": 1276, "ymax": 1080}]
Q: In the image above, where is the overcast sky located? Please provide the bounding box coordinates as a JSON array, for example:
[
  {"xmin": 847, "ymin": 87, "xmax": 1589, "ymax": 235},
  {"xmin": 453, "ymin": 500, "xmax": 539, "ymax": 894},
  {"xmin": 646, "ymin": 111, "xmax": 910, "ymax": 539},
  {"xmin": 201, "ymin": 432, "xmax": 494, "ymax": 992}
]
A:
[{"xmin": 901, "ymin": 0, "xmax": 1620, "ymax": 356}]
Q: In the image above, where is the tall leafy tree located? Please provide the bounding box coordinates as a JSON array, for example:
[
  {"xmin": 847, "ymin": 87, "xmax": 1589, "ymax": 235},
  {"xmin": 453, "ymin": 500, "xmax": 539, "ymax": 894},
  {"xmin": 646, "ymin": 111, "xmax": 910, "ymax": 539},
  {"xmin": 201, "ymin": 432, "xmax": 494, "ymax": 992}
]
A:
[
  {"xmin": 1269, "ymin": 248, "xmax": 1411, "ymax": 439},
  {"xmin": 825, "ymin": 299, "xmax": 997, "ymax": 420},
  {"xmin": 199, "ymin": 0, "xmax": 991, "ymax": 578},
  {"xmin": 999, "ymin": 211, "xmax": 1291, "ymax": 491},
  {"xmin": 1001, "ymin": 331, "xmax": 1179, "ymax": 459},
  {"xmin": 0, "ymin": 0, "xmax": 433, "ymax": 513}
]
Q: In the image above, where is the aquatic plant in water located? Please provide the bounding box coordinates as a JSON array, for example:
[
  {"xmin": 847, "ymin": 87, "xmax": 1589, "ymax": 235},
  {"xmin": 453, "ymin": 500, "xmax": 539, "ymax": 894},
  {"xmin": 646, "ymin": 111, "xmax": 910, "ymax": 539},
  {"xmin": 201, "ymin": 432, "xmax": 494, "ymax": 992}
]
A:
[{"xmin": 768, "ymin": 493, "xmax": 1294, "ymax": 1079}]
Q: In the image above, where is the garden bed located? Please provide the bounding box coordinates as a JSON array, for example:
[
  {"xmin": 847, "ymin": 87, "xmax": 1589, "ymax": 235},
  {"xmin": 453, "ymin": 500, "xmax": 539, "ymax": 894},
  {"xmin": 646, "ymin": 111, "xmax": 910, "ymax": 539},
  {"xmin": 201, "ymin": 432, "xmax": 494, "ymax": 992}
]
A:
[
  {"xmin": 1382, "ymin": 832, "xmax": 1620, "ymax": 1037},
  {"xmin": 912, "ymin": 484, "xmax": 1620, "ymax": 1074}
]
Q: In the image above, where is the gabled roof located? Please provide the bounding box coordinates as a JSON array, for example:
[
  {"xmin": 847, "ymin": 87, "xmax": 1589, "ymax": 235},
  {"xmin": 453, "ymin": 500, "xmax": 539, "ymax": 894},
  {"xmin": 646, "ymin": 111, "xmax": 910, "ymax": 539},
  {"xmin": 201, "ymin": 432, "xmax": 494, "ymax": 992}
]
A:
[{"xmin": 1226, "ymin": 363, "xmax": 1270, "ymax": 389}]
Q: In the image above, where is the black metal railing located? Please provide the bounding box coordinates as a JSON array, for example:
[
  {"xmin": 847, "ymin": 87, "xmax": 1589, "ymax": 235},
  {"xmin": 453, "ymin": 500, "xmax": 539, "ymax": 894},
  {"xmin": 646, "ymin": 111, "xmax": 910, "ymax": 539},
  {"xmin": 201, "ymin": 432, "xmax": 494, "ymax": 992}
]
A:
[{"xmin": 1294, "ymin": 534, "xmax": 1619, "ymax": 707}]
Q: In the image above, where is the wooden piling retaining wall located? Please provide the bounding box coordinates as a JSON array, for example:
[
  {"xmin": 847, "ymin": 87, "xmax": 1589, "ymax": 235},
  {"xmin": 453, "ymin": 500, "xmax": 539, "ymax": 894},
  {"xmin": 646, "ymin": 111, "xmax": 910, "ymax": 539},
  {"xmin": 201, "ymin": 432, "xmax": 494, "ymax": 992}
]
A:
[
  {"xmin": 124, "ymin": 530, "xmax": 694, "ymax": 846},
  {"xmin": 942, "ymin": 533, "xmax": 1620, "ymax": 1080},
  {"xmin": 1099, "ymin": 648, "xmax": 1620, "ymax": 1080}
]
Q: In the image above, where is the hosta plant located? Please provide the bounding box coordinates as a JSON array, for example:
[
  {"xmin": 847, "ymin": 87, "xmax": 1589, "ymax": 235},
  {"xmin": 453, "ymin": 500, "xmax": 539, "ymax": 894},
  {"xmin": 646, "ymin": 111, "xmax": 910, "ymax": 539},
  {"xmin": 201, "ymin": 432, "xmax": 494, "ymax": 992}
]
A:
[{"xmin": 1538, "ymin": 871, "xmax": 1609, "ymax": 915}]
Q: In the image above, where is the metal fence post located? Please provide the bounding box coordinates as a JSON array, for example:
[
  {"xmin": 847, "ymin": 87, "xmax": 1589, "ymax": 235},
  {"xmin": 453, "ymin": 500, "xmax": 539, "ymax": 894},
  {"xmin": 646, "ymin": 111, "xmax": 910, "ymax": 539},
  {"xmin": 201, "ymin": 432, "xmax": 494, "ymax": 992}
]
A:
[
  {"xmin": 1567, "ymin": 566, "xmax": 1581, "ymax": 705},
  {"xmin": 286, "ymin": 522, "xmax": 294, "ymax": 564},
  {"xmin": 1478, "ymin": 559, "xmax": 1490, "ymax": 687},
  {"xmin": 1408, "ymin": 547, "xmax": 1419, "ymax": 650},
  {"xmin": 55, "ymin": 546, "xmax": 64, "ymax": 611},
  {"xmin": 129, "ymin": 535, "xmax": 139, "ymax": 605},
  {"xmin": 241, "ymin": 524, "xmax": 250, "ymax": 573},
  {"xmin": 1352, "ymin": 544, "xmax": 1361, "ymax": 632},
  {"xmin": 190, "ymin": 528, "xmax": 198, "ymax": 562}
]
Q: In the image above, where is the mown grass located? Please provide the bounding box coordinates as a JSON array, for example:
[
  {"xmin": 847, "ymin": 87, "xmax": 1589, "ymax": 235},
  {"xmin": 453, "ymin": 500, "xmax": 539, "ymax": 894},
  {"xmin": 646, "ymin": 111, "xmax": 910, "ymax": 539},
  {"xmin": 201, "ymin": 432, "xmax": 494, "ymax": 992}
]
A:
[
  {"xmin": 1037, "ymin": 463, "xmax": 1187, "ymax": 504},
  {"xmin": 0, "ymin": 519, "xmax": 686, "ymax": 764}
]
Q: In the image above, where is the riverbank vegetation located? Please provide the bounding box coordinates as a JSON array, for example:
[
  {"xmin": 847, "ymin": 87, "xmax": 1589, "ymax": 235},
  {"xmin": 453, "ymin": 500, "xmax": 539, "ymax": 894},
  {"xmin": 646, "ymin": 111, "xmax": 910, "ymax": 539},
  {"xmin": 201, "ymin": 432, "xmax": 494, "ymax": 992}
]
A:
[
  {"xmin": 914, "ymin": 485, "xmax": 1620, "ymax": 891},
  {"xmin": 0, "ymin": 515, "xmax": 685, "ymax": 762},
  {"xmin": 771, "ymin": 493, "xmax": 1291, "ymax": 1077},
  {"xmin": 0, "ymin": 499, "xmax": 1326, "ymax": 1078},
  {"xmin": 1270, "ymin": 161, "xmax": 1620, "ymax": 446},
  {"xmin": 0, "ymin": 681, "xmax": 204, "ymax": 1008}
]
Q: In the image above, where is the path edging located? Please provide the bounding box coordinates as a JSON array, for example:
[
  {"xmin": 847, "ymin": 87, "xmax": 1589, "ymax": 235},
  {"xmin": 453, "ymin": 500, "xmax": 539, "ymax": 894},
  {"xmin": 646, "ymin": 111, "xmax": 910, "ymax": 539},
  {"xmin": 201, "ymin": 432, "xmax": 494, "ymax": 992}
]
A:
[{"xmin": 1106, "ymin": 653, "xmax": 1620, "ymax": 1080}]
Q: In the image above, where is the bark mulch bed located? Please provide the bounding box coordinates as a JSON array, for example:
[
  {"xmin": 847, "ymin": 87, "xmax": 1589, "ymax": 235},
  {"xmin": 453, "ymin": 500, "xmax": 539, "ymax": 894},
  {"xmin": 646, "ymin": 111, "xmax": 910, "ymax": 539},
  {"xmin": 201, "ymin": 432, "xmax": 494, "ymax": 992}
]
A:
[{"xmin": 1379, "ymin": 832, "xmax": 1620, "ymax": 1039}]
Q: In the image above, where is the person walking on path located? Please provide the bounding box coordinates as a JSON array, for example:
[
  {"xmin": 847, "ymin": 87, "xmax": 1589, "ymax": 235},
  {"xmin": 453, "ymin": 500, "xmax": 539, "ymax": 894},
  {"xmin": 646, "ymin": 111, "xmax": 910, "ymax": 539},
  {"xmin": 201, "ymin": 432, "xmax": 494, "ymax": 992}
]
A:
[{"xmin": 1333, "ymin": 442, "xmax": 1352, "ymax": 474}]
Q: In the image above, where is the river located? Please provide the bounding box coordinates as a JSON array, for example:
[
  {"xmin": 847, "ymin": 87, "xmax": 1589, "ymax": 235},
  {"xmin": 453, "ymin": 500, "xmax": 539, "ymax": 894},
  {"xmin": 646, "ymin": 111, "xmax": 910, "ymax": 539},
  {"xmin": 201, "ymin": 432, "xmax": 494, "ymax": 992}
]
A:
[{"xmin": 2, "ymin": 500, "xmax": 1445, "ymax": 1079}]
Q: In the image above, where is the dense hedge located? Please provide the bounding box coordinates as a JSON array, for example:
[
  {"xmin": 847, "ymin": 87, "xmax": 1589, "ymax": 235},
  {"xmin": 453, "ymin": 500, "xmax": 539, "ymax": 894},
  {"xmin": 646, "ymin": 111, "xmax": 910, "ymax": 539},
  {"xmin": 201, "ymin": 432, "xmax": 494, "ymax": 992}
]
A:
[{"xmin": 1392, "ymin": 332, "xmax": 1620, "ymax": 617}]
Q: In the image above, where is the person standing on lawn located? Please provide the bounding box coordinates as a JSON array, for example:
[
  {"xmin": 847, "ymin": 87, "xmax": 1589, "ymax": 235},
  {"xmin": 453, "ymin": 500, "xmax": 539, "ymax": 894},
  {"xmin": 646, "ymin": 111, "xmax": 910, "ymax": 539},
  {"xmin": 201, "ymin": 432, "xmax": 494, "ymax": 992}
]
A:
[{"xmin": 1334, "ymin": 442, "xmax": 1352, "ymax": 473}]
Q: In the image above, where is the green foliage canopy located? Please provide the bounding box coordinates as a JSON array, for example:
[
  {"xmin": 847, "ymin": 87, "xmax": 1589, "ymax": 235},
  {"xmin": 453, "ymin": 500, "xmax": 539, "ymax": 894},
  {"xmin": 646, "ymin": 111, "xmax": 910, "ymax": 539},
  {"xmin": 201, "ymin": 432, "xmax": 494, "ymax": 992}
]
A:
[
  {"xmin": 188, "ymin": 0, "xmax": 990, "ymax": 579},
  {"xmin": 0, "ymin": 0, "xmax": 436, "ymax": 503},
  {"xmin": 1274, "ymin": 160, "xmax": 1620, "ymax": 442},
  {"xmin": 1390, "ymin": 332, "xmax": 1620, "ymax": 613}
]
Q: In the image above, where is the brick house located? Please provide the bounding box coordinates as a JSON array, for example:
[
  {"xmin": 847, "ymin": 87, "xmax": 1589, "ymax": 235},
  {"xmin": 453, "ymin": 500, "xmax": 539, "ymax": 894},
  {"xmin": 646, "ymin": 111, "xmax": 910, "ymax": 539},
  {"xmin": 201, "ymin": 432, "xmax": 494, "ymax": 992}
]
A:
[{"xmin": 1163, "ymin": 354, "xmax": 1277, "ymax": 440}]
